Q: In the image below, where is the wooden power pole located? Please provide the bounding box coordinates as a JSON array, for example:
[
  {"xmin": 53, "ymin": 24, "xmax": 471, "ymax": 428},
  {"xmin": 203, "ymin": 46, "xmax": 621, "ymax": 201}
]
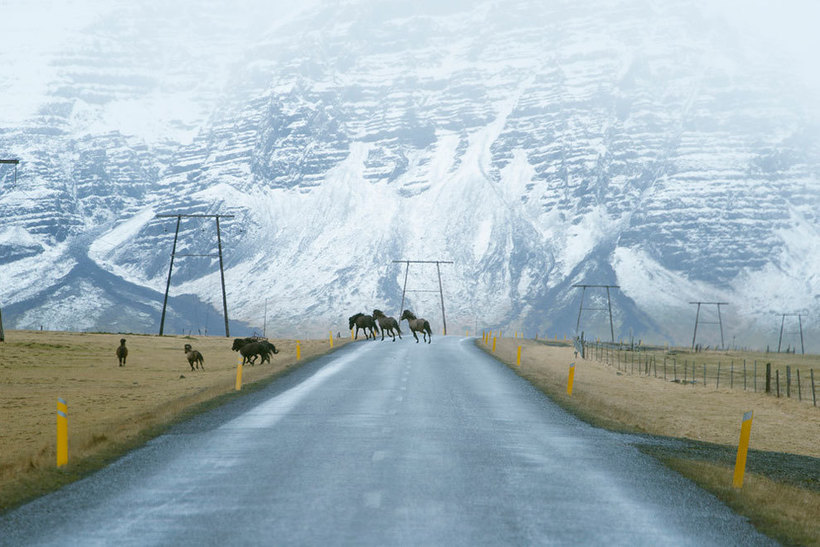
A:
[
  {"xmin": 156, "ymin": 213, "xmax": 235, "ymax": 337},
  {"xmin": 393, "ymin": 260, "xmax": 453, "ymax": 335}
]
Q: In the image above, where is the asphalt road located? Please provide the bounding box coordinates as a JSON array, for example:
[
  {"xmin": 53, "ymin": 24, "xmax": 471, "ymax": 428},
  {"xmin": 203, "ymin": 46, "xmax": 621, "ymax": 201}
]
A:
[{"xmin": 1, "ymin": 337, "xmax": 774, "ymax": 545}]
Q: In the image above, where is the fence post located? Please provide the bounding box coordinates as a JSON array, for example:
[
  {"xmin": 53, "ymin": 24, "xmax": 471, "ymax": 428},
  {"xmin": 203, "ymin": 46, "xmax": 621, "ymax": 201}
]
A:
[
  {"xmin": 664, "ymin": 358, "xmax": 667, "ymax": 381},
  {"xmin": 716, "ymin": 362, "xmax": 721, "ymax": 389},
  {"xmin": 754, "ymin": 360, "xmax": 757, "ymax": 392},
  {"xmin": 776, "ymin": 369, "xmax": 780, "ymax": 398},
  {"xmin": 743, "ymin": 360, "xmax": 747, "ymax": 391},
  {"xmin": 797, "ymin": 369, "xmax": 801, "ymax": 401},
  {"xmin": 765, "ymin": 363, "xmax": 771, "ymax": 394},
  {"xmin": 730, "ymin": 360, "xmax": 734, "ymax": 390},
  {"xmin": 811, "ymin": 369, "xmax": 816, "ymax": 407},
  {"xmin": 703, "ymin": 363, "xmax": 706, "ymax": 387},
  {"xmin": 684, "ymin": 360, "xmax": 687, "ymax": 384},
  {"xmin": 786, "ymin": 366, "xmax": 791, "ymax": 398}
]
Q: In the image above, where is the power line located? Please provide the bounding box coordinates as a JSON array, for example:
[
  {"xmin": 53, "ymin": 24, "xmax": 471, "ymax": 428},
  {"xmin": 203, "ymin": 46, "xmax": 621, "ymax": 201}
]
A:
[
  {"xmin": 689, "ymin": 301, "xmax": 728, "ymax": 349},
  {"xmin": 777, "ymin": 313, "xmax": 805, "ymax": 354},
  {"xmin": 393, "ymin": 260, "xmax": 453, "ymax": 335},
  {"xmin": 155, "ymin": 213, "xmax": 235, "ymax": 337},
  {"xmin": 573, "ymin": 284, "xmax": 619, "ymax": 343}
]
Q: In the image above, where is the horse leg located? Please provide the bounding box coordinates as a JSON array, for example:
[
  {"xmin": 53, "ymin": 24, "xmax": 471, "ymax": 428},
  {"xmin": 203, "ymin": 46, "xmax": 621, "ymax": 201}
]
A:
[{"xmin": 412, "ymin": 329, "xmax": 419, "ymax": 343}]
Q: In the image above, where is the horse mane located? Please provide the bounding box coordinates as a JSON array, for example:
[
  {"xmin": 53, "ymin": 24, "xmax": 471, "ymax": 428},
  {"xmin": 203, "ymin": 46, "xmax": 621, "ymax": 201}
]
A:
[{"xmin": 401, "ymin": 309, "xmax": 416, "ymax": 320}]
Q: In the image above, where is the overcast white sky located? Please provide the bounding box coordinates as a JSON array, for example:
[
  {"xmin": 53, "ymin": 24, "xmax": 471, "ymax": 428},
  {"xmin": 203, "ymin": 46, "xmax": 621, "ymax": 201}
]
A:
[{"xmin": 0, "ymin": 0, "xmax": 818, "ymax": 126}]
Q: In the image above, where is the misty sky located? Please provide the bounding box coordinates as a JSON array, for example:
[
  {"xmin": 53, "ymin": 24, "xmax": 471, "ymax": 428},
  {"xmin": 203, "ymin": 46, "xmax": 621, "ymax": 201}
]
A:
[{"xmin": 1, "ymin": 0, "xmax": 819, "ymax": 126}]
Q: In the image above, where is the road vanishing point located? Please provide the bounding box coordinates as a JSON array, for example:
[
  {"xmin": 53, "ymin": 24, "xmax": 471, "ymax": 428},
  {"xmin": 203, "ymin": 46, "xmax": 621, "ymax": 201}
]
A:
[{"xmin": 1, "ymin": 337, "xmax": 773, "ymax": 545}]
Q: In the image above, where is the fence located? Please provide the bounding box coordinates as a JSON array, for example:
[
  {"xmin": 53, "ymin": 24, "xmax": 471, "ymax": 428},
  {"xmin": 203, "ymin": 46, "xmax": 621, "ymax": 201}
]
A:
[{"xmin": 581, "ymin": 341, "xmax": 817, "ymax": 407}]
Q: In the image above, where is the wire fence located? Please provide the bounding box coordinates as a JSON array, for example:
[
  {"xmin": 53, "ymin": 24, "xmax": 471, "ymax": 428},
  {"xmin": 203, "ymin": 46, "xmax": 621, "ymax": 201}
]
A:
[{"xmin": 580, "ymin": 341, "xmax": 817, "ymax": 407}]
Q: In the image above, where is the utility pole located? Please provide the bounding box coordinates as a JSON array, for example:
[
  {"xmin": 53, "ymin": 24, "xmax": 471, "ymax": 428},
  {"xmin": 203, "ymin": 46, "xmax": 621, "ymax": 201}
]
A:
[
  {"xmin": 777, "ymin": 313, "xmax": 805, "ymax": 354},
  {"xmin": 1, "ymin": 159, "xmax": 20, "ymax": 342},
  {"xmin": 573, "ymin": 284, "xmax": 619, "ymax": 343},
  {"xmin": 393, "ymin": 260, "xmax": 453, "ymax": 335},
  {"xmin": 689, "ymin": 302, "xmax": 728, "ymax": 349},
  {"xmin": 156, "ymin": 214, "xmax": 235, "ymax": 337}
]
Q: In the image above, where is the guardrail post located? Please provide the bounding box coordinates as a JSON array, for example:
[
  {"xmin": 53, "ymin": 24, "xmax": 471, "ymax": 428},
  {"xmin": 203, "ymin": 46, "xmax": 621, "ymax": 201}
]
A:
[
  {"xmin": 235, "ymin": 356, "xmax": 243, "ymax": 391},
  {"xmin": 732, "ymin": 410, "xmax": 754, "ymax": 489},
  {"xmin": 56, "ymin": 398, "xmax": 68, "ymax": 467}
]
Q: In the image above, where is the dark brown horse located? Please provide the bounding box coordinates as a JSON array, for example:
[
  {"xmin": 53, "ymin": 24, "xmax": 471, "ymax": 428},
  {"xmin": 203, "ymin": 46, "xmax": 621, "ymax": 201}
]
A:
[
  {"xmin": 183, "ymin": 344, "xmax": 205, "ymax": 370},
  {"xmin": 116, "ymin": 338, "xmax": 128, "ymax": 367},
  {"xmin": 400, "ymin": 310, "xmax": 432, "ymax": 343},
  {"xmin": 372, "ymin": 309, "xmax": 402, "ymax": 341},
  {"xmin": 349, "ymin": 313, "xmax": 379, "ymax": 340}
]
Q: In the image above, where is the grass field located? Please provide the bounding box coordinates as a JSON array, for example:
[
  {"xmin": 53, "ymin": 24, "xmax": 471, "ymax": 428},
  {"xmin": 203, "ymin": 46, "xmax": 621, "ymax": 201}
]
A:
[
  {"xmin": 0, "ymin": 330, "xmax": 348, "ymax": 512},
  {"xmin": 2, "ymin": 330, "xmax": 817, "ymax": 543},
  {"xmin": 479, "ymin": 336, "xmax": 820, "ymax": 545}
]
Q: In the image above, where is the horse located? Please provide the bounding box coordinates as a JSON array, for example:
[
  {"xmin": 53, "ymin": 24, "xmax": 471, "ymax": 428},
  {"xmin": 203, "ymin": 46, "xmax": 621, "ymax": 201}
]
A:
[
  {"xmin": 400, "ymin": 310, "xmax": 432, "ymax": 344},
  {"xmin": 372, "ymin": 309, "xmax": 402, "ymax": 342},
  {"xmin": 232, "ymin": 338, "xmax": 278, "ymax": 365},
  {"xmin": 183, "ymin": 344, "xmax": 205, "ymax": 370},
  {"xmin": 348, "ymin": 313, "xmax": 379, "ymax": 340},
  {"xmin": 116, "ymin": 338, "xmax": 128, "ymax": 366}
]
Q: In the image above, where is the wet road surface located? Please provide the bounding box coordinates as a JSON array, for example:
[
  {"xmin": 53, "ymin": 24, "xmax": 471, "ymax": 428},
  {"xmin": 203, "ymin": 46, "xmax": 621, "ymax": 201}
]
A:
[{"xmin": 1, "ymin": 337, "xmax": 774, "ymax": 545}]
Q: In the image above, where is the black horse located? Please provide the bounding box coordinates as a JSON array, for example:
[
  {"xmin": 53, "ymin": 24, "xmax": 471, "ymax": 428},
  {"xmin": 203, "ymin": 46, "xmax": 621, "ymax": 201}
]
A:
[
  {"xmin": 349, "ymin": 313, "xmax": 379, "ymax": 340},
  {"xmin": 400, "ymin": 310, "xmax": 432, "ymax": 344},
  {"xmin": 372, "ymin": 309, "xmax": 402, "ymax": 342}
]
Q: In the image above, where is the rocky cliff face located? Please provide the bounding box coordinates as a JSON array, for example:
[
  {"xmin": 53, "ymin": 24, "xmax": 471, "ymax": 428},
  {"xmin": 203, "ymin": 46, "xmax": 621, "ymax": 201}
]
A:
[{"xmin": 1, "ymin": 0, "xmax": 818, "ymax": 349}]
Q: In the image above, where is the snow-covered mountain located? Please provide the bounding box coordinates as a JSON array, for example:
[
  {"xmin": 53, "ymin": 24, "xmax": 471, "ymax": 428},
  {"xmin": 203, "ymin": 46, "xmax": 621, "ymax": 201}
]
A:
[{"xmin": 1, "ymin": 0, "xmax": 818, "ymax": 349}]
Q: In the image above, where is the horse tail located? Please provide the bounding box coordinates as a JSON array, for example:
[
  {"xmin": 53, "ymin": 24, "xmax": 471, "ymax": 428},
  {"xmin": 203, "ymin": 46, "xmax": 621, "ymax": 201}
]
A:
[
  {"xmin": 395, "ymin": 321, "xmax": 402, "ymax": 335},
  {"xmin": 424, "ymin": 320, "xmax": 431, "ymax": 335}
]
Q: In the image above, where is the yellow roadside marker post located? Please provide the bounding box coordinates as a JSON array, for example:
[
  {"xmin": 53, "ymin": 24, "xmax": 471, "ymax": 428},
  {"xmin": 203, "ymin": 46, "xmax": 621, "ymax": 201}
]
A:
[
  {"xmin": 492, "ymin": 337, "xmax": 496, "ymax": 353},
  {"xmin": 235, "ymin": 356, "xmax": 243, "ymax": 391},
  {"xmin": 516, "ymin": 345, "xmax": 522, "ymax": 366},
  {"xmin": 329, "ymin": 331, "xmax": 334, "ymax": 348},
  {"xmin": 567, "ymin": 362, "xmax": 576, "ymax": 396},
  {"xmin": 733, "ymin": 411, "xmax": 754, "ymax": 488},
  {"xmin": 350, "ymin": 329, "xmax": 354, "ymax": 339},
  {"xmin": 56, "ymin": 398, "xmax": 68, "ymax": 467},
  {"xmin": 296, "ymin": 340, "xmax": 301, "ymax": 361}
]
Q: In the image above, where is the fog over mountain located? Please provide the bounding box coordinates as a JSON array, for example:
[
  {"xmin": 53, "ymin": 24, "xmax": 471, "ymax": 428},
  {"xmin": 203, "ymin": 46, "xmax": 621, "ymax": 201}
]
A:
[{"xmin": 1, "ymin": 0, "xmax": 818, "ymax": 350}]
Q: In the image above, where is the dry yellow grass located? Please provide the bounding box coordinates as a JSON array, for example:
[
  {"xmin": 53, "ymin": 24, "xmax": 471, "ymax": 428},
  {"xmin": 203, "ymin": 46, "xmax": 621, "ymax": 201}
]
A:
[
  {"xmin": 480, "ymin": 337, "xmax": 820, "ymax": 545},
  {"xmin": 485, "ymin": 337, "xmax": 819, "ymax": 457},
  {"xmin": 0, "ymin": 330, "xmax": 348, "ymax": 510}
]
